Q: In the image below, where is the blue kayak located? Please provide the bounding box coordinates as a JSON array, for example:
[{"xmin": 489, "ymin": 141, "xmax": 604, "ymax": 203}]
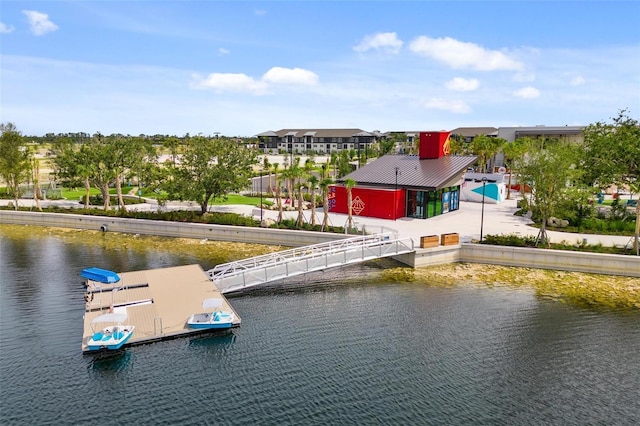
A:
[{"xmin": 81, "ymin": 267, "xmax": 121, "ymax": 283}]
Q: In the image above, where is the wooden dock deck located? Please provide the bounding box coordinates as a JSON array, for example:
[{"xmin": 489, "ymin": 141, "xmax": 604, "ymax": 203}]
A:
[{"xmin": 81, "ymin": 264, "xmax": 240, "ymax": 353}]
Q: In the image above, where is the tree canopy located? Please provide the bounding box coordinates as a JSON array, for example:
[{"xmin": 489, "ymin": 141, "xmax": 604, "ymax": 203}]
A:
[
  {"xmin": 0, "ymin": 123, "xmax": 31, "ymax": 210},
  {"xmin": 165, "ymin": 136, "xmax": 257, "ymax": 214}
]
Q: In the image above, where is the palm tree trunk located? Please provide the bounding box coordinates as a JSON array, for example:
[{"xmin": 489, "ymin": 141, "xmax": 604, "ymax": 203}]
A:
[
  {"xmin": 322, "ymin": 191, "xmax": 329, "ymax": 231},
  {"xmin": 310, "ymin": 188, "xmax": 317, "ymax": 226},
  {"xmin": 276, "ymin": 181, "xmax": 283, "ymax": 223},
  {"xmin": 296, "ymin": 186, "xmax": 304, "ymax": 227},
  {"xmin": 347, "ymin": 190, "xmax": 353, "ymax": 230}
]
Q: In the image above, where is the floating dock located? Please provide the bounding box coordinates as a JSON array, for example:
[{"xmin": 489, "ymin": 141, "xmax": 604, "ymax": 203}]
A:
[{"xmin": 81, "ymin": 264, "xmax": 240, "ymax": 353}]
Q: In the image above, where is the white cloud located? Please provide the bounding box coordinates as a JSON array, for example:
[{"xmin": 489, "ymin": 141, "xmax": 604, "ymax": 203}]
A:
[
  {"xmin": 254, "ymin": 9, "xmax": 267, "ymax": 16},
  {"xmin": 194, "ymin": 67, "xmax": 317, "ymax": 94},
  {"xmin": 445, "ymin": 77, "xmax": 479, "ymax": 92},
  {"xmin": 513, "ymin": 86, "xmax": 540, "ymax": 99},
  {"xmin": 22, "ymin": 10, "xmax": 58, "ymax": 36},
  {"xmin": 0, "ymin": 22, "xmax": 15, "ymax": 33},
  {"xmin": 570, "ymin": 75, "xmax": 586, "ymax": 86},
  {"xmin": 262, "ymin": 67, "xmax": 318, "ymax": 85},
  {"xmin": 196, "ymin": 73, "xmax": 268, "ymax": 94},
  {"xmin": 409, "ymin": 36, "xmax": 524, "ymax": 71},
  {"xmin": 218, "ymin": 48, "xmax": 230, "ymax": 55},
  {"xmin": 423, "ymin": 98, "xmax": 471, "ymax": 113},
  {"xmin": 353, "ymin": 32, "xmax": 403, "ymax": 54}
]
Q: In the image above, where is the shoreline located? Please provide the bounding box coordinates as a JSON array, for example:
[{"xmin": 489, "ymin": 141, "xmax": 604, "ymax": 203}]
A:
[{"xmin": 2, "ymin": 223, "xmax": 639, "ymax": 310}]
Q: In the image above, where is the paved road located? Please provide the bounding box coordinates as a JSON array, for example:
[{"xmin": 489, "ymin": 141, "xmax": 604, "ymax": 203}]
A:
[{"xmin": 1, "ymin": 196, "xmax": 635, "ymax": 249}]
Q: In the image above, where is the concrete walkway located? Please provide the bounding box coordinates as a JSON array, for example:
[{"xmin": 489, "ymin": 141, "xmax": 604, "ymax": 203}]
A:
[{"xmin": 1, "ymin": 196, "xmax": 636, "ymax": 249}]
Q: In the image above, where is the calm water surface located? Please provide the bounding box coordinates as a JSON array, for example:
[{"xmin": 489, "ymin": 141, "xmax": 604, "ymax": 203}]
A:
[{"xmin": 1, "ymin": 230, "xmax": 639, "ymax": 425}]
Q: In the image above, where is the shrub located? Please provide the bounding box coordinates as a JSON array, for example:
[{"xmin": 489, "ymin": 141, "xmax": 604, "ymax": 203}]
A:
[{"xmin": 481, "ymin": 234, "xmax": 537, "ymax": 247}]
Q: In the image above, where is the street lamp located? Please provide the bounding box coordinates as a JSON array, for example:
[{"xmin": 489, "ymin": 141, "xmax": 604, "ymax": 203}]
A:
[
  {"xmin": 259, "ymin": 170, "xmax": 263, "ymax": 223},
  {"xmin": 480, "ymin": 177, "xmax": 487, "ymax": 242}
]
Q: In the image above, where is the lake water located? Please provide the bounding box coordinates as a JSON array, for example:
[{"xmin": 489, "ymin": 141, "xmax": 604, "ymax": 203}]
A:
[{"xmin": 1, "ymin": 229, "xmax": 639, "ymax": 425}]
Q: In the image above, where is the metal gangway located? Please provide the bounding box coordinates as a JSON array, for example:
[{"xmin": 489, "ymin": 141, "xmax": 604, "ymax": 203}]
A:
[{"xmin": 208, "ymin": 232, "xmax": 415, "ymax": 294}]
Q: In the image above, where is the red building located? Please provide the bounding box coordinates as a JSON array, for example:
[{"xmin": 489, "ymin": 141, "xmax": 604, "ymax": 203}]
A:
[{"xmin": 329, "ymin": 131, "xmax": 476, "ymax": 220}]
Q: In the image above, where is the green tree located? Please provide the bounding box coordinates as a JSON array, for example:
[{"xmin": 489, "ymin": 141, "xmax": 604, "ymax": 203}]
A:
[
  {"xmin": 520, "ymin": 139, "xmax": 580, "ymax": 247},
  {"xmin": 263, "ymin": 156, "xmax": 272, "ymax": 196},
  {"xmin": 469, "ymin": 135, "xmax": 505, "ymax": 172},
  {"xmin": 582, "ymin": 109, "xmax": 640, "ymax": 253},
  {"xmin": 502, "ymin": 137, "xmax": 531, "ymax": 199},
  {"xmin": 163, "ymin": 136, "xmax": 181, "ymax": 166},
  {"xmin": 448, "ymin": 134, "xmax": 467, "ymax": 155},
  {"xmin": 106, "ymin": 135, "xmax": 157, "ymax": 212},
  {"xmin": 378, "ymin": 134, "xmax": 397, "ymax": 156},
  {"xmin": 166, "ymin": 136, "xmax": 257, "ymax": 214},
  {"xmin": 0, "ymin": 123, "xmax": 32, "ymax": 210},
  {"xmin": 337, "ymin": 150, "xmax": 352, "ymax": 178},
  {"xmin": 51, "ymin": 139, "xmax": 97, "ymax": 207}
]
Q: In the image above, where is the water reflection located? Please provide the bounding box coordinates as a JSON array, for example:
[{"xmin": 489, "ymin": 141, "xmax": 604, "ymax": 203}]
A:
[
  {"xmin": 188, "ymin": 330, "xmax": 236, "ymax": 351},
  {"xmin": 89, "ymin": 350, "xmax": 132, "ymax": 373}
]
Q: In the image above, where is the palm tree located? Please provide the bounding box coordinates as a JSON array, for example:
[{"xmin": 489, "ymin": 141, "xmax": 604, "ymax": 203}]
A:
[
  {"xmin": 295, "ymin": 181, "xmax": 306, "ymax": 228},
  {"xmin": 263, "ymin": 156, "xmax": 272, "ymax": 196},
  {"xmin": 345, "ymin": 178, "xmax": 356, "ymax": 231},
  {"xmin": 273, "ymin": 164, "xmax": 284, "ymax": 223},
  {"xmin": 307, "ymin": 175, "xmax": 319, "ymax": 226},
  {"xmin": 319, "ymin": 177, "xmax": 333, "ymax": 231},
  {"xmin": 288, "ymin": 157, "xmax": 301, "ymax": 209}
]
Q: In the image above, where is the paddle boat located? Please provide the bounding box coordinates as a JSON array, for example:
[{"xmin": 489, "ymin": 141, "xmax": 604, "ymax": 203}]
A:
[
  {"xmin": 187, "ymin": 298, "xmax": 235, "ymax": 329},
  {"xmin": 81, "ymin": 267, "xmax": 120, "ymax": 284},
  {"xmin": 86, "ymin": 312, "xmax": 135, "ymax": 351}
]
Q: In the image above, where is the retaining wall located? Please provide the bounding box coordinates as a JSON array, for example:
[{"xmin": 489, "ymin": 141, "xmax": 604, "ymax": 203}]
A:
[
  {"xmin": 2, "ymin": 210, "xmax": 638, "ymax": 277},
  {"xmin": 401, "ymin": 243, "xmax": 639, "ymax": 277},
  {"xmin": 0, "ymin": 210, "xmax": 349, "ymax": 247},
  {"xmin": 459, "ymin": 243, "xmax": 640, "ymax": 277}
]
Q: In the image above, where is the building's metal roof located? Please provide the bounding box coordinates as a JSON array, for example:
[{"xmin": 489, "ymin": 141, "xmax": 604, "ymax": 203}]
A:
[
  {"xmin": 338, "ymin": 154, "xmax": 478, "ymax": 190},
  {"xmin": 514, "ymin": 126, "xmax": 583, "ymax": 135},
  {"xmin": 449, "ymin": 127, "xmax": 498, "ymax": 137}
]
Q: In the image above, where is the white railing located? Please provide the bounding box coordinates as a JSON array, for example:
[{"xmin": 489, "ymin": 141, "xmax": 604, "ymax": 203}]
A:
[{"xmin": 208, "ymin": 233, "xmax": 414, "ymax": 293}]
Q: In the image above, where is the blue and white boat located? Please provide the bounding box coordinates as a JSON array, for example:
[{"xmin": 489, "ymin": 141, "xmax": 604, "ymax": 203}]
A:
[
  {"xmin": 187, "ymin": 298, "xmax": 235, "ymax": 330},
  {"xmin": 86, "ymin": 312, "xmax": 135, "ymax": 351}
]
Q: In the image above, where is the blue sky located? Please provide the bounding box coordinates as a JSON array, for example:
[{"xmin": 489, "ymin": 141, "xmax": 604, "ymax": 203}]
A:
[{"xmin": 1, "ymin": 1, "xmax": 639, "ymax": 137}]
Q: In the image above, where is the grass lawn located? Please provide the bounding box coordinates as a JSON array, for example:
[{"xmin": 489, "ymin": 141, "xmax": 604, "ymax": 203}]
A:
[{"xmin": 58, "ymin": 187, "xmax": 264, "ymax": 206}]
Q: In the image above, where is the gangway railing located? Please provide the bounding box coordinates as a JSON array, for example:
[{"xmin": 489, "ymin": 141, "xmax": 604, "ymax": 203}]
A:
[{"xmin": 208, "ymin": 233, "xmax": 414, "ymax": 294}]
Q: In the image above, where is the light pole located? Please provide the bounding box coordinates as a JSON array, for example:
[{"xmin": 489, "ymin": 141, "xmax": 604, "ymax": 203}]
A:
[
  {"xmin": 259, "ymin": 170, "xmax": 263, "ymax": 223},
  {"xmin": 394, "ymin": 166, "xmax": 399, "ymax": 221},
  {"xmin": 480, "ymin": 177, "xmax": 487, "ymax": 242}
]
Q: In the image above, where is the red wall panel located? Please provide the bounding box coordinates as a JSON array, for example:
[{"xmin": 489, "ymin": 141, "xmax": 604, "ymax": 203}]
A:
[{"xmin": 328, "ymin": 185, "xmax": 405, "ymax": 220}]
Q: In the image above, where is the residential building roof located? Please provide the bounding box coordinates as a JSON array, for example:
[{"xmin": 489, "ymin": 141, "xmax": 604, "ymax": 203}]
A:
[
  {"xmin": 255, "ymin": 128, "xmax": 369, "ymax": 138},
  {"xmin": 338, "ymin": 154, "xmax": 478, "ymax": 191}
]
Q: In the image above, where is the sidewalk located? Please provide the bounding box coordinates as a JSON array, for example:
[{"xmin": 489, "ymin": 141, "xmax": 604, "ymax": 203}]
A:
[{"xmin": 1, "ymin": 197, "xmax": 635, "ymax": 249}]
